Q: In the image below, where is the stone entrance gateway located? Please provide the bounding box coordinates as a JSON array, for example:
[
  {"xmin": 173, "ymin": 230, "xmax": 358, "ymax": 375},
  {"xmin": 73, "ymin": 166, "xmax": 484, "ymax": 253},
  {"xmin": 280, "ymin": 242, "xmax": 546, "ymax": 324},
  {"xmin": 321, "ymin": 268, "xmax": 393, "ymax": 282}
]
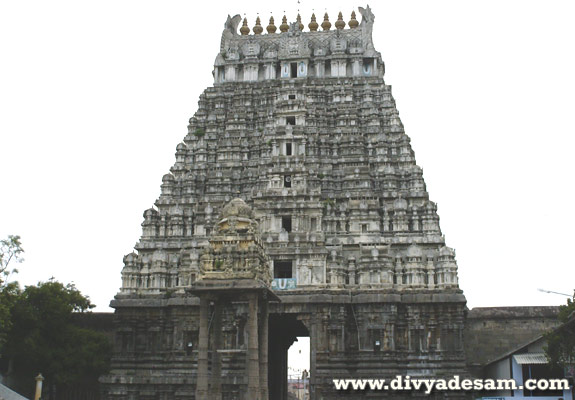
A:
[
  {"xmin": 268, "ymin": 313, "xmax": 309, "ymax": 400},
  {"xmin": 187, "ymin": 198, "xmax": 278, "ymax": 400},
  {"xmin": 101, "ymin": 6, "xmax": 468, "ymax": 400},
  {"xmin": 190, "ymin": 286, "xmax": 274, "ymax": 400}
]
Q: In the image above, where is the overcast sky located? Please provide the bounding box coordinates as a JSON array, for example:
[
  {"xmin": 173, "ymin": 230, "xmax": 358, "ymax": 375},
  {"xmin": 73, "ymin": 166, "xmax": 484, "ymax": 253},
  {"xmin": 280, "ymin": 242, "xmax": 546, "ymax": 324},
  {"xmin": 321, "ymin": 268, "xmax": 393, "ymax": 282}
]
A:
[{"xmin": 1, "ymin": 1, "xmax": 574, "ymax": 312}]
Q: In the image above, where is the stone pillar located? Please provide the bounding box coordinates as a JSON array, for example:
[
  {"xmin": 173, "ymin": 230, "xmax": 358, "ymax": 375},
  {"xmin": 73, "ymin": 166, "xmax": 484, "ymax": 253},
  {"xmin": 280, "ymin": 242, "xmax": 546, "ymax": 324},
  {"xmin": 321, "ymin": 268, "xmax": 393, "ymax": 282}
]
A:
[
  {"xmin": 210, "ymin": 300, "xmax": 223, "ymax": 400},
  {"xmin": 259, "ymin": 298, "xmax": 269, "ymax": 399},
  {"xmin": 246, "ymin": 293, "xmax": 260, "ymax": 399},
  {"xmin": 310, "ymin": 315, "xmax": 318, "ymax": 400},
  {"xmin": 281, "ymin": 345, "xmax": 288, "ymax": 400},
  {"xmin": 196, "ymin": 296, "xmax": 210, "ymax": 399},
  {"xmin": 315, "ymin": 60, "xmax": 324, "ymax": 77},
  {"xmin": 34, "ymin": 373, "xmax": 44, "ymax": 400},
  {"xmin": 268, "ymin": 338, "xmax": 281, "ymax": 400}
]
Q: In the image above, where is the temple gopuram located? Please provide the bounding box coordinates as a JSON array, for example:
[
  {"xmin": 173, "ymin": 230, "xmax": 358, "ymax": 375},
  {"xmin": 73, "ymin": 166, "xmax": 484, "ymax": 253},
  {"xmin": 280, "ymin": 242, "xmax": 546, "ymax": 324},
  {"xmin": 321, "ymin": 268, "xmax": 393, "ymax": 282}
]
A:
[{"xmin": 101, "ymin": 7, "xmax": 468, "ymax": 400}]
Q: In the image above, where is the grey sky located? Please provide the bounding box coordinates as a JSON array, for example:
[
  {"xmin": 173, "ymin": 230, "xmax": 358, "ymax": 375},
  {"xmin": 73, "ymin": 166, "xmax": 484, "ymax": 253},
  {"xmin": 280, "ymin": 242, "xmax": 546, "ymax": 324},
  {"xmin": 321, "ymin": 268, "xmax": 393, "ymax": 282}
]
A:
[{"xmin": 1, "ymin": 1, "xmax": 574, "ymax": 311}]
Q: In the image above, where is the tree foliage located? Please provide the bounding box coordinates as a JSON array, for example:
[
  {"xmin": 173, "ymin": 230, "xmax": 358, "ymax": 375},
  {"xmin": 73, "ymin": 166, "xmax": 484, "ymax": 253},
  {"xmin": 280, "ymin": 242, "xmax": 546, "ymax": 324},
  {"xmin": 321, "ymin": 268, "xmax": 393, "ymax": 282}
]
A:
[
  {"xmin": 545, "ymin": 291, "xmax": 575, "ymax": 368},
  {"xmin": 2, "ymin": 280, "xmax": 111, "ymax": 386},
  {"xmin": 0, "ymin": 281, "xmax": 20, "ymax": 352},
  {"xmin": 1, "ymin": 236, "xmax": 111, "ymax": 396},
  {"xmin": 0, "ymin": 235, "xmax": 23, "ymax": 288},
  {"xmin": 0, "ymin": 235, "xmax": 24, "ymax": 353}
]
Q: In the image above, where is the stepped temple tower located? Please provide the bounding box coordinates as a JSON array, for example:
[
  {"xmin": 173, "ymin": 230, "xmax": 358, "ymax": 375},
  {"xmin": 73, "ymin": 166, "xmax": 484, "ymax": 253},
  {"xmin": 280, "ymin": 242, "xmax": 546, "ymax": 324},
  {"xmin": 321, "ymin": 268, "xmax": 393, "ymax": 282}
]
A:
[{"xmin": 101, "ymin": 6, "xmax": 467, "ymax": 400}]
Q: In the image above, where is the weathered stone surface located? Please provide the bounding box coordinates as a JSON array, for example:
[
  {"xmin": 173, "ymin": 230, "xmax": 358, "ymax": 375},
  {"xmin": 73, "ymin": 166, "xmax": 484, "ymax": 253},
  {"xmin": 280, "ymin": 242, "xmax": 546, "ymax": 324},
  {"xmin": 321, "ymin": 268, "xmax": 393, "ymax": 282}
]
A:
[
  {"xmin": 101, "ymin": 6, "xmax": 469, "ymax": 400},
  {"xmin": 464, "ymin": 306, "xmax": 560, "ymax": 368}
]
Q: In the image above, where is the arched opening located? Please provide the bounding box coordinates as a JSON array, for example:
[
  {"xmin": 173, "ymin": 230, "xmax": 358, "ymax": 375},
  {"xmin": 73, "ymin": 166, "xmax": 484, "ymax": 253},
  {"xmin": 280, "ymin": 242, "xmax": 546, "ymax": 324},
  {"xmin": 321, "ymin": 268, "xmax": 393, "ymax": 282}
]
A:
[{"xmin": 268, "ymin": 314, "xmax": 310, "ymax": 400}]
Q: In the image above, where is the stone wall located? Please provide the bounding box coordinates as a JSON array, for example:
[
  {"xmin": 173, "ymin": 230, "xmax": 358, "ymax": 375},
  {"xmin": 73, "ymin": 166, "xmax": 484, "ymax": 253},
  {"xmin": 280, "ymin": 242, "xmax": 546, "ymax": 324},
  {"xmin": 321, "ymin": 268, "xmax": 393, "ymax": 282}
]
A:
[
  {"xmin": 100, "ymin": 291, "xmax": 468, "ymax": 399},
  {"xmin": 464, "ymin": 306, "xmax": 560, "ymax": 372},
  {"xmin": 72, "ymin": 312, "xmax": 115, "ymax": 342},
  {"xmin": 80, "ymin": 306, "xmax": 563, "ymax": 395},
  {"xmin": 79, "ymin": 306, "xmax": 562, "ymax": 373}
]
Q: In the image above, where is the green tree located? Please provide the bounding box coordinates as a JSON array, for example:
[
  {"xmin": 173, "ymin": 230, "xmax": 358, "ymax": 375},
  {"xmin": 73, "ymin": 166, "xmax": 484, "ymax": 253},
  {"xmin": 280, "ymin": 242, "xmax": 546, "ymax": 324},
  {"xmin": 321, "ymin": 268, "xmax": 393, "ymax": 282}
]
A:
[
  {"xmin": 2, "ymin": 280, "xmax": 111, "ymax": 392},
  {"xmin": 0, "ymin": 235, "xmax": 24, "ymax": 288},
  {"xmin": 545, "ymin": 291, "xmax": 575, "ymax": 368},
  {"xmin": 0, "ymin": 235, "xmax": 24, "ymax": 353},
  {"xmin": 0, "ymin": 281, "xmax": 20, "ymax": 353}
]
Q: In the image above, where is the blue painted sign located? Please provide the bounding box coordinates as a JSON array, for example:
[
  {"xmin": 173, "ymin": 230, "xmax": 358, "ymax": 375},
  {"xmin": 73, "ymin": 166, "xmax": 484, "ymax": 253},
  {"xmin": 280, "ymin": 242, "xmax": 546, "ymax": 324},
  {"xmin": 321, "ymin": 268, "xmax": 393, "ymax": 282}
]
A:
[{"xmin": 272, "ymin": 278, "xmax": 297, "ymax": 290}]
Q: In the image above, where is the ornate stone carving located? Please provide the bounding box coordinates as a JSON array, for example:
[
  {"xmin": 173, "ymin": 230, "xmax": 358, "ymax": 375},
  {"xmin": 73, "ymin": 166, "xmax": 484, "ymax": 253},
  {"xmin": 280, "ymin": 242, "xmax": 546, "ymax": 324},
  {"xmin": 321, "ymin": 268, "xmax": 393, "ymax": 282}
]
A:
[
  {"xmin": 105, "ymin": 7, "xmax": 468, "ymax": 400},
  {"xmin": 278, "ymin": 29, "xmax": 311, "ymax": 58},
  {"xmin": 241, "ymin": 39, "xmax": 261, "ymax": 59},
  {"xmin": 198, "ymin": 198, "xmax": 271, "ymax": 283},
  {"xmin": 220, "ymin": 14, "xmax": 241, "ymax": 52}
]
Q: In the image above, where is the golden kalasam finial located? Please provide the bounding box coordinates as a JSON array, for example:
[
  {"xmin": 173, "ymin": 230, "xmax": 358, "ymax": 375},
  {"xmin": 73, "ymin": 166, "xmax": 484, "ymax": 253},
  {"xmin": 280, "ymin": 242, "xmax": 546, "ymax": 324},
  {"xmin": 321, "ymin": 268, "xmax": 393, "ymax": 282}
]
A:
[
  {"xmin": 296, "ymin": 13, "xmax": 304, "ymax": 31},
  {"xmin": 349, "ymin": 10, "xmax": 359, "ymax": 28},
  {"xmin": 279, "ymin": 15, "xmax": 289, "ymax": 32},
  {"xmin": 253, "ymin": 16, "xmax": 263, "ymax": 34},
  {"xmin": 335, "ymin": 11, "xmax": 345, "ymax": 29},
  {"xmin": 321, "ymin": 12, "xmax": 331, "ymax": 31},
  {"xmin": 240, "ymin": 17, "xmax": 250, "ymax": 35},
  {"xmin": 308, "ymin": 13, "xmax": 319, "ymax": 31},
  {"xmin": 267, "ymin": 16, "xmax": 277, "ymax": 33}
]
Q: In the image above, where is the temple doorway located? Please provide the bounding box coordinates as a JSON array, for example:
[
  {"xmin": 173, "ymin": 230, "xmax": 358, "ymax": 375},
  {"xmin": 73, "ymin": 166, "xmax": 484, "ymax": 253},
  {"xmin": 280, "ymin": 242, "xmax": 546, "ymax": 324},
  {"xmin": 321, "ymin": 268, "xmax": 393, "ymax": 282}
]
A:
[{"xmin": 268, "ymin": 314, "xmax": 310, "ymax": 400}]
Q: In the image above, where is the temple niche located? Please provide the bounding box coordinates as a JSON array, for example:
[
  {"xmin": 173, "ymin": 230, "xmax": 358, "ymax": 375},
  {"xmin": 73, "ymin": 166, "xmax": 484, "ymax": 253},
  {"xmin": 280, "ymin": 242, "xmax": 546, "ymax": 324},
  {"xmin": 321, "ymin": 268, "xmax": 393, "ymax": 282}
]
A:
[{"xmin": 101, "ymin": 6, "xmax": 468, "ymax": 400}]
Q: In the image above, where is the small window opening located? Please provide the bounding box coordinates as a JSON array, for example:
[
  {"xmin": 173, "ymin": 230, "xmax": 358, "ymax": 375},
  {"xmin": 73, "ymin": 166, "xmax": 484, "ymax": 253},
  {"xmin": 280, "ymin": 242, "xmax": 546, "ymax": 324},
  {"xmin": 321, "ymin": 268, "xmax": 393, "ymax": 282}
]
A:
[
  {"xmin": 290, "ymin": 62, "xmax": 297, "ymax": 78},
  {"xmin": 288, "ymin": 94, "xmax": 296, "ymax": 100},
  {"xmin": 284, "ymin": 175, "xmax": 292, "ymax": 188},
  {"xmin": 286, "ymin": 116, "xmax": 296, "ymax": 126},
  {"xmin": 363, "ymin": 58, "xmax": 373, "ymax": 75},
  {"xmin": 282, "ymin": 216, "xmax": 292, "ymax": 232},
  {"xmin": 362, "ymin": 224, "xmax": 368, "ymax": 233},
  {"xmin": 274, "ymin": 260, "xmax": 293, "ymax": 278},
  {"xmin": 286, "ymin": 143, "xmax": 292, "ymax": 155}
]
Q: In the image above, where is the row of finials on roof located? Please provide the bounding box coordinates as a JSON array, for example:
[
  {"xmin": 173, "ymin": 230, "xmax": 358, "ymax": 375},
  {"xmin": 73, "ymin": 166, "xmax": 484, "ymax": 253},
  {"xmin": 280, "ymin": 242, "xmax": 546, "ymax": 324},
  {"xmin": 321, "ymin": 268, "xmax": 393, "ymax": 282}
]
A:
[{"xmin": 239, "ymin": 11, "xmax": 360, "ymax": 35}]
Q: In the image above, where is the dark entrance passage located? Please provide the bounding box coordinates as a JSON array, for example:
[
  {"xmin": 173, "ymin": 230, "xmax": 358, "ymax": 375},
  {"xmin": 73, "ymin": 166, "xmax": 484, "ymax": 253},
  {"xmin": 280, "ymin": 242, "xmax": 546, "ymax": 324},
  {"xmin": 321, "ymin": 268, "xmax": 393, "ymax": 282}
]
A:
[{"xmin": 268, "ymin": 314, "xmax": 309, "ymax": 400}]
